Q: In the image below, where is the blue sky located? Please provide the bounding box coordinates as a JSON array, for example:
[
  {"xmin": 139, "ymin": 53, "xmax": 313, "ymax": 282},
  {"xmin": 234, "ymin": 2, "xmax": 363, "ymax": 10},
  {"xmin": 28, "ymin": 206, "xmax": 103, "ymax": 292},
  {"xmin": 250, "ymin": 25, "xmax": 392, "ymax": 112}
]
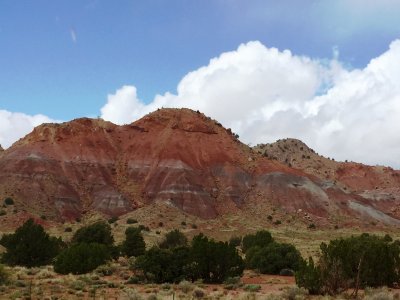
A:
[
  {"xmin": 1, "ymin": 1, "xmax": 400, "ymax": 166},
  {"xmin": 1, "ymin": 1, "xmax": 399, "ymax": 119}
]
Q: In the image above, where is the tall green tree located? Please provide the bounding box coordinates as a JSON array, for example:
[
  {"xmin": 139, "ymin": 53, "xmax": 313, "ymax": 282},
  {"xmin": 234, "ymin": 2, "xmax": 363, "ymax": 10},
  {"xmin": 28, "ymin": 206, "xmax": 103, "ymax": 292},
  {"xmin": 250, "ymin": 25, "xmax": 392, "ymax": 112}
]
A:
[
  {"xmin": 0, "ymin": 219, "xmax": 63, "ymax": 267},
  {"xmin": 189, "ymin": 234, "xmax": 244, "ymax": 283},
  {"xmin": 122, "ymin": 227, "xmax": 146, "ymax": 257}
]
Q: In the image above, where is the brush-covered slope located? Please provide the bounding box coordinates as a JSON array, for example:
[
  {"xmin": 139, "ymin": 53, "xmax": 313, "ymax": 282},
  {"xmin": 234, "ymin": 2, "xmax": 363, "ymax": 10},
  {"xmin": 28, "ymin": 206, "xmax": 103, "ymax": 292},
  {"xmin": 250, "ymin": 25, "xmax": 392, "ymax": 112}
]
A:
[{"xmin": 0, "ymin": 109, "xmax": 399, "ymax": 227}]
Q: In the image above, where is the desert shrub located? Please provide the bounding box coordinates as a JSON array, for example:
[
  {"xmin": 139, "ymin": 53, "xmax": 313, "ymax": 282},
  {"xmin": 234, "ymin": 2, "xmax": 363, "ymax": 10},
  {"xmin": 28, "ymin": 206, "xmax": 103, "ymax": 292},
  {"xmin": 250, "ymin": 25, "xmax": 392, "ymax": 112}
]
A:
[
  {"xmin": 54, "ymin": 243, "xmax": 110, "ymax": 274},
  {"xmin": 121, "ymin": 288, "xmax": 143, "ymax": 300},
  {"xmin": 282, "ymin": 286, "xmax": 308, "ymax": 300},
  {"xmin": 246, "ymin": 242, "xmax": 301, "ymax": 274},
  {"xmin": 224, "ymin": 276, "xmax": 241, "ymax": 290},
  {"xmin": 64, "ymin": 227, "xmax": 73, "ymax": 232},
  {"xmin": 159, "ymin": 229, "xmax": 188, "ymax": 249},
  {"xmin": 95, "ymin": 263, "xmax": 116, "ymax": 276},
  {"xmin": 308, "ymin": 223, "xmax": 316, "ymax": 229},
  {"xmin": 147, "ymin": 294, "xmax": 158, "ymax": 300},
  {"xmin": 179, "ymin": 280, "xmax": 194, "ymax": 293},
  {"xmin": 122, "ymin": 227, "xmax": 146, "ymax": 257},
  {"xmin": 0, "ymin": 218, "xmax": 63, "ymax": 267},
  {"xmin": 138, "ymin": 224, "xmax": 150, "ymax": 232},
  {"xmin": 108, "ymin": 216, "xmax": 119, "ymax": 224},
  {"xmin": 0, "ymin": 264, "xmax": 9, "ymax": 285},
  {"xmin": 126, "ymin": 218, "xmax": 138, "ymax": 224},
  {"xmin": 4, "ymin": 197, "xmax": 14, "ymax": 205},
  {"xmin": 244, "ymin": 284, "xmax": 261, "ymax": 292},
  {"xmin": 37, "ymin": 268, "xmax": 54, "ymax": 279},
  {"xmin": 193, "ymin": 288, "xmax": 205, "ymax": 298},
  {"xmin": 126, "ymin": 275, "xmax": 142, "ymax": 284},
  {"xmin": 242, "ymin": 230, "xmax": 273, "ymax": 253},
  {"xmin": 71, "ymin": 221, "xmax": 114, "ymax": 246}
]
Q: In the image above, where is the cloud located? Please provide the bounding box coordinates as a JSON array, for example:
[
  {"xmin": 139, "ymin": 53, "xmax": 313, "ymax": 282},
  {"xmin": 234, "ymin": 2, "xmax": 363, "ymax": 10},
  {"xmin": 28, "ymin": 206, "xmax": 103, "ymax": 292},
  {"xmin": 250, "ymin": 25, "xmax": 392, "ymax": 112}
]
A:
[
  {"xmin": 0, "ymin": 110, "xmax": 57, "ymax": 148},
  {"xmin": 100, "ymin": 85, "xmax": 146, "ymax": 124},
  {"xmin": 101, "ymin": 40, "xmax": 400, "ymax": 167},
  {"xmin": 70, "ymin": 28, "xmax": 77, "ymax": 43}
]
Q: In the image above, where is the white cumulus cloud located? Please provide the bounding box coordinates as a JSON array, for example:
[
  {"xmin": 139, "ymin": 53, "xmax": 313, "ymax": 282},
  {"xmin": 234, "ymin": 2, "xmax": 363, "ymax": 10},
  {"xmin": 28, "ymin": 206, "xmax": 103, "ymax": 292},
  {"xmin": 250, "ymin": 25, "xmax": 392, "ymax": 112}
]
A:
[
  {"xmin": 0, "ymin": 110, "xmax": 57, "ymax": 148},
  {"xmin": 101, "ymin": 40, "xmax": 400, "ymax": 167}
]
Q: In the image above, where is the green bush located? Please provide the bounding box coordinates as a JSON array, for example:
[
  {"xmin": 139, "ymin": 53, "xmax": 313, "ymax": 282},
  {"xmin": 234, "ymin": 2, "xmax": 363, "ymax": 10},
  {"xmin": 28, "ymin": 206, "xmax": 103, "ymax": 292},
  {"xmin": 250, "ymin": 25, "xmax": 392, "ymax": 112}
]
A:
[
  {"xmin": 189, "ymin": 234, "xmax": 244, "ymax": 283},
  {"xmin": 308, "ymin": 223, "xmax": 316, "ymax": 229},
  {"xmin": 0, "ymin": 218, "xmax": 63, "ymax": 267},
  {"xmin": 4, "ymin": 198, "xmax": 14, "ymax": 206},
  {"xmin": 245, "ymin": 242, "xmax": 301, "ymax": 274},
  {"xmin": 135, "ymin": 246, "xmax": 190, "ymax": 283},
  {"xmin": 159, "ymin": 229, "xmax": 188, "ymax": 249},
  {"xmin": 135, "ymin": 233, "xmax": 244, "ymax": 284},
  {"xmin": 54, "ymin": 243, "xmax": 110, "ymax": 274},
  {"xmin": 295, "ymin": 233, "xmax": 400, "ymax": 295},
  {"xmin": 121, "ymin": 227, "xmax": 146, "ymax": 257},
  {"xmin": 295, "ymin": 257, "xmax": 322, "ymax": 295},
  {"xmin": 242, "ymin": 230, "xmax": 273, "ymax": 253},
  {"xmin": 72, "ymin": 221, "xmax": 114, "ymax": 246}
]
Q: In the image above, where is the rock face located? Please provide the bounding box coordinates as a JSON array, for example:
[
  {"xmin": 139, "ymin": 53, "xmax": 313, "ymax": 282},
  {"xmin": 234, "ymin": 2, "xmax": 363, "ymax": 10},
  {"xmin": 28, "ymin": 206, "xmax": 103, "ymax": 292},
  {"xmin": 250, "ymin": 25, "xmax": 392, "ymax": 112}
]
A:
[
  {"xmin": 255, "ymin": 139, "xmax": 400, "ymax": 223},
  {"xmin": 0, "ymin": 109, "xmax": 399, "ymax": 226}
]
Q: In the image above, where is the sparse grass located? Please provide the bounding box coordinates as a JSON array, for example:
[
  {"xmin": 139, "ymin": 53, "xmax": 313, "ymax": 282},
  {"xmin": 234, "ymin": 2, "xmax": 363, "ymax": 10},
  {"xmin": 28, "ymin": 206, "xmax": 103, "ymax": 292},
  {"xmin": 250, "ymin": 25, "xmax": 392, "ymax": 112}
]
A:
[
  {"xmin": 95, "ymin": 263, "xmax": 117, "ymax": 276},
  {"xmin": 122, "ymin": 288, "xmax": 143, "ymax": 300},
  {"xmin": 244, "ymin": 284, "xmax": 261, "ymax": 292},
  {"xmin": 281, "ymin": 286, "xmax": 308, "ymax": 300},
  {"xmin": 365, "ymin": 287, "xmax": 393, "ymax": 300}
]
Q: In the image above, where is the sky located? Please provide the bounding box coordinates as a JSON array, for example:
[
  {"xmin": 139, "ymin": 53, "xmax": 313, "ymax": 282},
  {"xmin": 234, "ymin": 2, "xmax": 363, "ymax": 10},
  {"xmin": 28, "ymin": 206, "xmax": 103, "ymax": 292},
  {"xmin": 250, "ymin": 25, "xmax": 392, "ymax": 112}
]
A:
[{"xmin": 1, "ymin": 1, "xmax": 400, "ymax": 167}]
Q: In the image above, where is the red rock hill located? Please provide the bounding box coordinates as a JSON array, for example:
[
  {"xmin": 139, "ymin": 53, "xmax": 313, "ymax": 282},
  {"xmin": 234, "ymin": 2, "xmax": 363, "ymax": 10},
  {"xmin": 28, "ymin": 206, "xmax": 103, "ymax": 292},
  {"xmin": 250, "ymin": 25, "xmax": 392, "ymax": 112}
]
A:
[{"xmin": 0, "ymin": 109, "xmax": 399, "ymax": 226}]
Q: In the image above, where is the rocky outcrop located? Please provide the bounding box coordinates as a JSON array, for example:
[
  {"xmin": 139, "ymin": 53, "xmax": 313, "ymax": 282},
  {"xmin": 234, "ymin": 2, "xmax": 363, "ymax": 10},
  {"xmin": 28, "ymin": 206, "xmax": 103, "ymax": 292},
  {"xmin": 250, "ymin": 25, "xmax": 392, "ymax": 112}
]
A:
[{"xmin": 255, "ymin": 138, "xmax": 400, "ymax": 223}]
